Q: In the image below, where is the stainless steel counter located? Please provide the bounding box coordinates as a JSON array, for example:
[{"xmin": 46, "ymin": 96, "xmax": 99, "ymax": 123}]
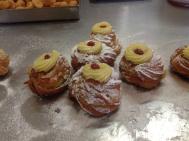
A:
[{"xmin": 0, "ymin": 0, "xmax": 189, "ymax": 141}]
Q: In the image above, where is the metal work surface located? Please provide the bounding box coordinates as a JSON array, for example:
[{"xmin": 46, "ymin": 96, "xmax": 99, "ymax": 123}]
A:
[{"xmin": 0, "ymin": 0, "xmax": 189, "ymax": 140}]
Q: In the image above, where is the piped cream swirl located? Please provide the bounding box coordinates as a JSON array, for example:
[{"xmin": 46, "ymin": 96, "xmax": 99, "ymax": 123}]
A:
[
  {"xmin": 124, "ymin": 43, "xmax": 153, "ymax": 64},
  {"xmin": 32, "ymin": 50, "xmax": 60, "ymax": 73},
  {"xmin": 77, "ymin": 40, "xmax": 102, "ymax": 55},
  {"xmin": 182, "ymin": 45, "xmax": 189, "ymax": 60},
  {"xmin": 92, "ymin": 21, "xmax": 113, "ymax": 35},
  {"xmin": 82, "ymin": 63, "xmax": 112, "ymax": 83}
]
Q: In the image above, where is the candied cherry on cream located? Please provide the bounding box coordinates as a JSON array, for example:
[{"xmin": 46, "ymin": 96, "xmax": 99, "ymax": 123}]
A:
[
  {"xmin": 87, "ymin": 41, "xmax": 95, "ymax": 47},
  {"xmin": 91, "ymin": 63, "xmax": 100, "ymax": 69},
  {"xmin": 44, "ymin": 54, "xmax": 51, "ymax": 60},
  {"xmin": 134, "ymin": 48, "xmax": 144, "ymax": 55}
]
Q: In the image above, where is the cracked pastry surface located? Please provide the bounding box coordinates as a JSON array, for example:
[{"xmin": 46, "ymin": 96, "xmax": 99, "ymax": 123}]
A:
[{"xmin": 0, "ymin": 49, "xmax": 10, "ymax": 76}]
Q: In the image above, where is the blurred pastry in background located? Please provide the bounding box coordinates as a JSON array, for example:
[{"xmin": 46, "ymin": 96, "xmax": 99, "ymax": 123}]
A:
[
  {"xmin": 90, "ymin": 21, "xmax": 121, "ymax": 55},
  {"xmin": 69, "ymin": 62, "xmax": 121, "ymax": 117},
  {"xmin": 119, "ymin": 43, "xmax": 165, "ymax": 89},
  {"xmin": 71, "ymin": 40, "xmax": 117, "ymax": 71},
  {"xmin": 0, "ymin": 0, "xmax": 79, "ymax": 10},
  {"xmin": 0, "ymin": 49, "xmax": 10, "ymax": 76},
  {"xmin": 170, "ymin": 45, "xmax": 189, "ymax": 78},
  {"xmin": 27, "ymin": 50, "xmax": 71, "ymax": 97},
  {"xmin": 168, "ymin": 0, "xmax": 189, "ymax": 8}
]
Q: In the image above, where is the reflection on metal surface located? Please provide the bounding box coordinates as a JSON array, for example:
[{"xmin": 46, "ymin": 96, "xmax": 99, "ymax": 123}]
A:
[
  {"xmin": 84, "ymin": 122, "xmax": 134, "ymax": 141},
  {"xmin": 136, "ymin": 101, "xmax": 189, "ymax": 141}
]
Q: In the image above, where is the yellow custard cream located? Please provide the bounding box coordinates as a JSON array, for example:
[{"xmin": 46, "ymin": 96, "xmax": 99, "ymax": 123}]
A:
[
  {"xmin": 32, "ymin": 50, "xmax": 60, "ymax": 72},
  {"xmin": 0, "ymin": 49, "xmax": 8, "ymax": 60},
  {"xmin": 77, "ymin": 40, "xmax": 102, "ymax": 55},
  {"xmin": 125, "ymin": 43, "xmax": 153, "ymax": 64},
  {"xmin": 82, "ymin": 63, "xmax": 112, "ymax": 83},
  {"xmin": 183, "ymin": 46, "xmax": 189, "ymax": 59},
  {"xmin": 92, "ymin": 21, "xmax": 112, "ymax": 35}
]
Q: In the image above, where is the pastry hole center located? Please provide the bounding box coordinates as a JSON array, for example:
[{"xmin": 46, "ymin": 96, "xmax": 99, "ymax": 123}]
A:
[{"xmin": 134, "ymin": 49, "xmax": 144, "ymax": 55}]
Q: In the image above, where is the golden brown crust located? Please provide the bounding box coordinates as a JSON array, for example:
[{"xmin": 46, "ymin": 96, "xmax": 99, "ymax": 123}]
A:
[
  {"xmin": 27, "ymin": 80, "xmax": 68, "ymax": 97},
  {"xmin": 170, "ymin": 47, "xmax": 189, "ymax": 77},
  {"xmin": 0, "ymin": 0, "xmax": 79, "ymax": 10},
  {"xmin": 0, "ymin": 49, "xmax": 10, "ymax": 76},
  {"xmin": 28, "ymin": 56, "xmax": 71, "ymax": 97},
  {"xmin": 119, "ymin": 56, "xmax": 165, "ymax": 89}
]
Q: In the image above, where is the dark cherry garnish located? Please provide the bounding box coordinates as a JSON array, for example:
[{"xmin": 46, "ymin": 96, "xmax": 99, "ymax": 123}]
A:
[
  {"xmin": 91, "ymin": 63, "xmax": 100, "ymax": 69},
  {"xmin": 87, "ymin": 41, "xmax": 95, "ymax": 47},
  {"xmin": 44, "ymin": 54, "xmax": 51, "ymax": 59},
  {"xmin": 134, "ymin": 49, "xmax": 144, "ymax": 55},
  {"xmin": 100, "ymin": 25, "xmax": 107, "ymax": 28}
]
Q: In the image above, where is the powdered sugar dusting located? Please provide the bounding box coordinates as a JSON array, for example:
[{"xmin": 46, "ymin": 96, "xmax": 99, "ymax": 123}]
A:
[
  {"xmin": 135, "ymin": 55, "xmax": 165, "ymax": 81},
  {"xmin": 90, "ymin": 32, "xmax": 121, "ymax": 51},
  {"xmin": 92, "ymin": 34, "xmax": 113, "ymax": 45},
  {"xmin": 69, "ymin": 67, "xmax": 121, "ymax": 116},
  {"xmin": 72, "ymin": 43, "xmax": 117, "ymax": 65}
]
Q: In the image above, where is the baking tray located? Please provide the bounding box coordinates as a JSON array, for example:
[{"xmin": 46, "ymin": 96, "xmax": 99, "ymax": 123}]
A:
[{"xmin": 0, "ymin": 6, "xmax": 79, "ymax": 23}]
